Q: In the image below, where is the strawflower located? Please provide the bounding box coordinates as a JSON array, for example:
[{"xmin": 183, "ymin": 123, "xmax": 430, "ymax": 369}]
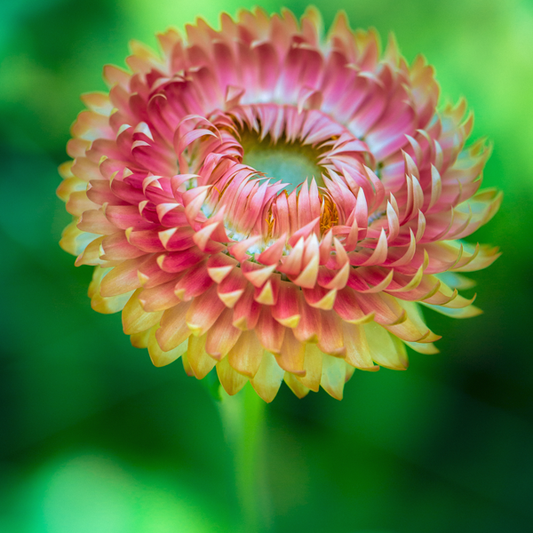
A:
[{"xmin": 58, "ymin": 8, "xmax": 501, "ymax": 401}]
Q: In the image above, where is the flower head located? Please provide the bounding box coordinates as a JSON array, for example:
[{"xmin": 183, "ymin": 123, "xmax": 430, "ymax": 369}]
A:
[{"xmin": 58, "ymin": 8, "xmax": 501, "ymax": 401}]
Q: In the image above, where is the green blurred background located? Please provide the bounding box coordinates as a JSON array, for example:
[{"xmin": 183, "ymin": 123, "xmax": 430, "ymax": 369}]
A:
[{"xmin": 1, "ymin": 0, "xmax": 532, "ymax": 531}]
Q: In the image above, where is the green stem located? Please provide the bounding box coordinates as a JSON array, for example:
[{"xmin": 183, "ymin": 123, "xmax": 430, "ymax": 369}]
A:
[{"xmin": 217, "ymin": 384, "xmax": 270, "ymax": 532}]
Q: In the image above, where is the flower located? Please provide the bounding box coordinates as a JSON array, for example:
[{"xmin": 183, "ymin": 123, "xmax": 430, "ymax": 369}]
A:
[{"xmin": 57, "ymin": 7, "xmax": 501, "ymax": 401}]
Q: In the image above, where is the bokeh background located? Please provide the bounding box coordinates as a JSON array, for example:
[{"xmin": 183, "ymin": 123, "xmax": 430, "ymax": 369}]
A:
[{"xmin": 1, "ymin": 0, "xmax": 532, "ymax": 531}]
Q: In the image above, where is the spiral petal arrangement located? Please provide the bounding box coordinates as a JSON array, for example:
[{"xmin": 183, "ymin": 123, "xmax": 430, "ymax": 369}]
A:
[{"xmin": 58, "ymin": 8, "xmax": 501, "ymax": 401}]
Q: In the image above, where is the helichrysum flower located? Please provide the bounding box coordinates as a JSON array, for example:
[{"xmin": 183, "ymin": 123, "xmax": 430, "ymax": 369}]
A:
[{"xmin": 58, "ymin": 8, "xmax": 501, "ymax": 401}]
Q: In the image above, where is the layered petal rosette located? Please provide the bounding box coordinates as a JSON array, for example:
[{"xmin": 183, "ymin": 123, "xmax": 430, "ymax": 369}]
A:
[{"xmin": 58, "ymin": 8, "xmax": 501, "ymax": 401}]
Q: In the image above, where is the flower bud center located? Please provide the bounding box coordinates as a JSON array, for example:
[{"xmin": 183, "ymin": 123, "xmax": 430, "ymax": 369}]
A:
[{"xmin": 241, "ymin": 133, "xmax": 324, "ymax": 193}]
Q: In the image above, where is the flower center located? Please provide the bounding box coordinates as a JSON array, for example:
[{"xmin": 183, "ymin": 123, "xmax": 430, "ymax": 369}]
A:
[
  {"xmin": 202, "ymin": 104, "xmax": 375, "ymax": 240},
  {"xmin": 241, "ymin": 133, "xmax": 324, "ymax": 193}
]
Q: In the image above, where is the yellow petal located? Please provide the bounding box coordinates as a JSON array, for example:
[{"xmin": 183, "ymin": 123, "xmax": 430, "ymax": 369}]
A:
[
  {"xmin": 284, "ymin": 372, "xmax": 310, "ymax": 398},
  {"xmin": 156, "ymin": 301, "xmax": 193, "ymax": 351},
  {"xmin": 227, "ymin": 330, "xmax": 263, "ymax": 378},
  {"xmin": 91, "ymin": 290, "xmax": 133, "ymax": 314},
  {"xmin": 217, "ymin": 356, "xmax": 248, "ymax": 395},
  {"xmin": 251, "ymin": 352, "xmax": 285, "ymax": 402},
  {"xmin": 297, "ymin": 343, "xmax": 323, "ymax": 392},
  {"xmin": 364, "ymin": 322, "xmax": 408, "ymax": 370},
  {"xmin": 122, "ymin": 289, "xmax": 163, "ymax": 335},
  {"xmin": 181, "ymin": 352, "xmax": 194, "ymax": 376},
  {"xmin": 276, "ymin": 329, "xmax": 306, "ymax": 376},
  {"xmin": 320, "ymin": 354, "xmax": 346, "ymax": 400},
  {"xmin": 187, "ymin": 335, "xmax": 217, "ymax": 379},
  {"xmin": 130, "ymin": 327, "xmax": 151, "ymax": 349},
  {"xmin": 148, "ymin": 326, "xmax": 187, "ymax": 367},
  {"xmin": 341, "ymin": 322, "xmax": 379, "ymax": 371}
]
